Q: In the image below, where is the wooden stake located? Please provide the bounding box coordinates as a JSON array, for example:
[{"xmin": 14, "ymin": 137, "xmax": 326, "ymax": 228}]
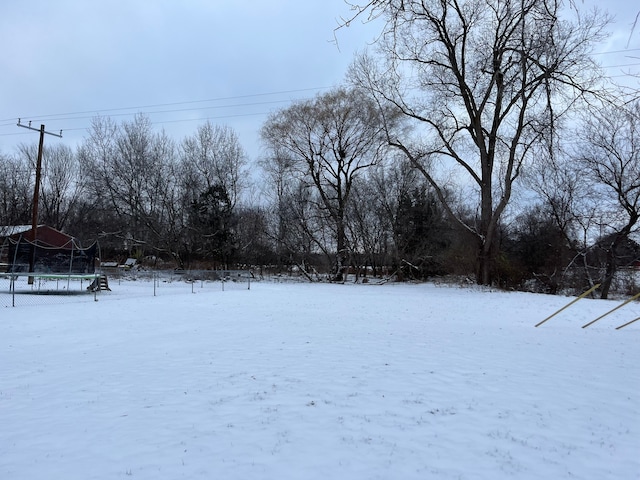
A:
[
  {"xmin": 615, "ymin": 316, "xmax": 640, "ymax": 330},
  {"xmin": 535, "ymin": 284, "xmax": 600, "ymax": 327},
  {"xmin": 582, "ymin": 292, "xmax": 640, "ymax": 329}
]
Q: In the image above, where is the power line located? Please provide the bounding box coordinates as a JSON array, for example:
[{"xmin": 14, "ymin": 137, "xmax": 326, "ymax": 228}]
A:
[
  {"xmin": 0, "ymin": 86, "xmax": 330, "ymax": 124},
  {"xmin": 601, "ymin": 62, "xmax": 640, "ymax": 69},
  {"xmin": 0, "ymin": 111, "xmax": 276, "ymax": 138},
  {"xmin": 592, "ymin": 47, "xmax": 640, "ymax": 56},
  {"xmin": 0, "ymin": 130, "xmax": 34, "ymax": 137},
  {"xmin": 52, "ymin": 111, "xmax": 274, "ymax": 133},
  {"xmin": 149, "ymin": 111, "xmax": 272, "ymax": 126},
  {"xmin": 18, "ymin": 99, "xmax": 294, "ymax": 124}
]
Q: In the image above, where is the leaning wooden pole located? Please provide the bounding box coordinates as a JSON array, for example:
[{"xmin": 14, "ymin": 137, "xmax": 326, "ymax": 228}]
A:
[
  {"xmin": 615, "ymin": 316, "xmax": 640, "ymax": 330},
  {"xmin": 582, "ymin": 292, "xmax": 640, "ymax": 329},
  {"xmin": 535, "ymin": 284, "xmax": 601, "ymax": 327}
]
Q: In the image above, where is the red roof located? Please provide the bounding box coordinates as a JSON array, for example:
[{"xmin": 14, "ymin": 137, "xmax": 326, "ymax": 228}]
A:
[{"xmin": 5, "ymin": 225, "xmax": 75, "ymax": 249}]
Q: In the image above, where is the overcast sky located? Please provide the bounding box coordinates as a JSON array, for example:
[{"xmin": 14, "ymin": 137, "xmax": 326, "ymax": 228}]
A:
[{"xmin": 0, "ymin": 0, "xmax": 638, "ymax": 162}]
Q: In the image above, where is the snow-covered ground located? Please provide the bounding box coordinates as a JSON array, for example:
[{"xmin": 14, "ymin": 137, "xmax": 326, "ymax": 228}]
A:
[{"xmin": 1, "ymin": 281, "xmax": 638, "ymax": 479}]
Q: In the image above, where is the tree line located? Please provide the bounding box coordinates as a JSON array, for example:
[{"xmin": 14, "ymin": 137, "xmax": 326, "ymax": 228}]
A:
[{"xmin": 1, "ymin": 0, "xmax": 639, "ymax": 298}]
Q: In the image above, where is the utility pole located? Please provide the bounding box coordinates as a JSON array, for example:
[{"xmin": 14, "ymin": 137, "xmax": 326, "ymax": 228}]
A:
[{"xmin": 17, "ymin": 119, "xmax": 63, "ymax": 281}]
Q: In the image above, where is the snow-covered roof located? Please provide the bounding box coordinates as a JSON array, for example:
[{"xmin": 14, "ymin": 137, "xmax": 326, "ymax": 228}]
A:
[{"xmin": 0, "ymin": 225, "xmax": 41, "ymax": 237}]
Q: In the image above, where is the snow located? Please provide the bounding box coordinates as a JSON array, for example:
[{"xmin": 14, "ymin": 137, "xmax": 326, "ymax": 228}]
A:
[{"xmin": 1, "ymin": 281, "xmax": 638, "ymax": 479}]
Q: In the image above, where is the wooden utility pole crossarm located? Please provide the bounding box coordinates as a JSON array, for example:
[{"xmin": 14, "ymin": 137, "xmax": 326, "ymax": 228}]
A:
[{"xmin": 17, "ymin": 119, "xmax": 63, "ymax": 138}]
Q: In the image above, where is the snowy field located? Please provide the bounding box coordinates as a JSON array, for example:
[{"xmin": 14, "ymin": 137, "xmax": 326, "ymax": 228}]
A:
[{"xmin": 1, "ymin": 280, "xmax": 638, "ymax": 479}]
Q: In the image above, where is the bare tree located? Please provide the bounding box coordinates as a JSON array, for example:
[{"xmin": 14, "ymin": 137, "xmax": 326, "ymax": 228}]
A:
[
  {"xmin": 16, "ymin": 143, "xmax": 86, "ymax": 232},
  {"xmin": 0, "ymin": 153, "xmax": 32, "ymax": 226},
  {"xmin": 77, "ymin": 115, "xmax": 122, "ymax": 225},
  {"xmin": 35, "ymin": 144, "xmax": 84, "ymax": 231},
  {"xmin": 178, "ymin": 122, "xmax": 248, "ymax": 266},
  {"xmin": 347, "ymin": 0, "xmax": 609, "ymax": 285},
  {"xmin": 258, "ymin": 147, "xmax": 299, "ymax": 270},
  {"xmin": 261, "ymin": 88, "xmax": 387, "ymax": 281},
  {"xmin": 575, "ymin": 100, "xmax": 640, "ymax": 298},
  {"xmin": 528, "ymin": 148, "xmax": 603, "ymax": 291},
  {"xmin": 79, "ymin": 114, "xmax": 180, "ymax": 259},
  {"xmin": 180, "ymin": 122, "xmax": 247, "ymax": 209},
  {"xmin": 346, "ymin": 174, "xmax": 391, "ymax": 279},
  {"xmin": 505, "ymin": 202, "xmax": 577, "ymax": 293},
  {"xmin": 260, "ymin": 147, "xmax": 337, "ymax": 280}
]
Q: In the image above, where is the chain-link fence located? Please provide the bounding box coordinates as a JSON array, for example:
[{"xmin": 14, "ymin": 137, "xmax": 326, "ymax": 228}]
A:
[{"xmin": 0, "ymin": 269, "xmax": 252, "ymax": 308}]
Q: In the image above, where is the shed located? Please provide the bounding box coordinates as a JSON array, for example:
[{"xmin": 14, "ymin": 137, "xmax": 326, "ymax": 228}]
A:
[
  {"xmin": 1, "ymin": 225, "xmax": 75, "ymax": 247},
  {"xmin": 1, "ymin": 225, "xmax": 97, "ymax": 274}
]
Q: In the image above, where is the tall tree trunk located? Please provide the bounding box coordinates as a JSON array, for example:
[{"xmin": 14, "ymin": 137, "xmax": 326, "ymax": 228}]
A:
[
  {"xmin": 600, "ymin": 231, "xmax": 629, "ymax": 299},
  {"xmin": 600, "ymin": 243, "xmax": 617, "ymax": 300},
  {"xmin": 477, "ymin": 181, "xmax": 495, "ymax": 285},
  {"xmin": 335, "ymin": 219, "xmax": 348, "ymax": 282},
  {"xmin": 476, "ymin": 237, "xmax": 494, "ymax": 286}
]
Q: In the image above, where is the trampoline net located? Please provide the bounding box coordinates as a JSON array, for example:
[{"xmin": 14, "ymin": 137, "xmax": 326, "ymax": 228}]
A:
[{"xmin": 5, "ymin": 236, "xmax": 97, "ymax": 274}]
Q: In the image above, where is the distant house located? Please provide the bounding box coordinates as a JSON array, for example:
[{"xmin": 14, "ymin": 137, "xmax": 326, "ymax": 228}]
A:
[{"xmin": 0, "ymin": 225, "xmax": 97, "ymax": 274}]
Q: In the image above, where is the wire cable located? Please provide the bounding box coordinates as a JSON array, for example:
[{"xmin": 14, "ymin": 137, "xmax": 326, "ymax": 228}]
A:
[{"xmin": 0, "ymin": 86, "xmax": 330, "ymax": 124}]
